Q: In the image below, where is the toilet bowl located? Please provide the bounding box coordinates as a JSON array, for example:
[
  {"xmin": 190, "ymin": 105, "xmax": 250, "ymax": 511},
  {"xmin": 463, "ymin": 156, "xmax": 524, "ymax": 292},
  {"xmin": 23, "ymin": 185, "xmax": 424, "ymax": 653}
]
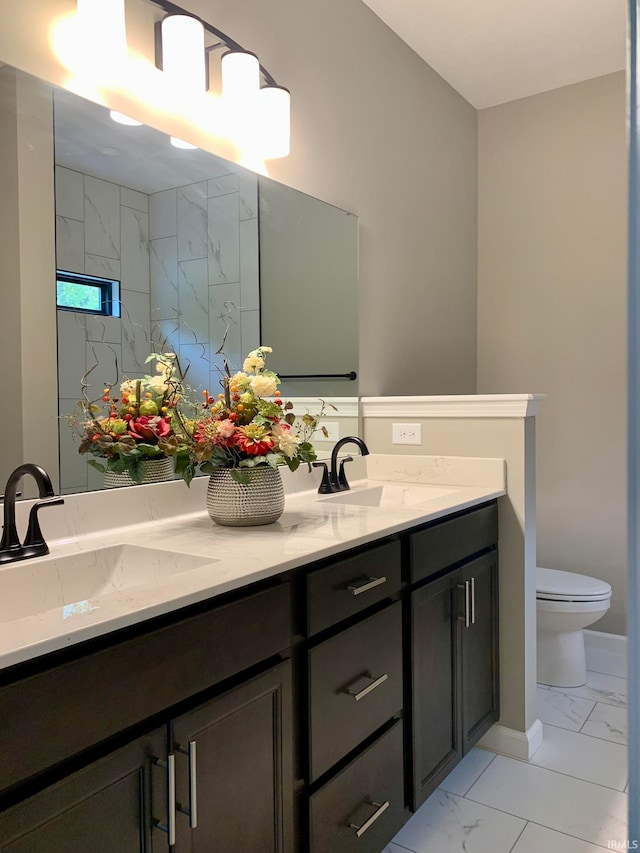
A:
[{"xmin": 536, "ymin": 567, "xmax": 612, "ymax": 688}]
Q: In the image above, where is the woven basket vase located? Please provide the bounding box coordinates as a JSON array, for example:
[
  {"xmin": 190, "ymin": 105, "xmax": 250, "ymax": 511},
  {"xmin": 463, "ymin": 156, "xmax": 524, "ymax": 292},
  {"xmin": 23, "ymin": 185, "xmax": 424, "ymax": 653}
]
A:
[
  {"xmin": 206, "ymin": 467, "xmax": 285, "ymax": 527},
  {"xmin": 103, "ymin": 456, "xmax": 174, "ymax": 489}
]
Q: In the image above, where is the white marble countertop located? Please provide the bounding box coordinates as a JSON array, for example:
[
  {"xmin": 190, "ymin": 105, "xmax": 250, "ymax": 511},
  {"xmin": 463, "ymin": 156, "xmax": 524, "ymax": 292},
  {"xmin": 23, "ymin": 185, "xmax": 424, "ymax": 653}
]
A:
[{"xmin": 0, "ymin": 454, "xmax": 505, "ymax": 670}]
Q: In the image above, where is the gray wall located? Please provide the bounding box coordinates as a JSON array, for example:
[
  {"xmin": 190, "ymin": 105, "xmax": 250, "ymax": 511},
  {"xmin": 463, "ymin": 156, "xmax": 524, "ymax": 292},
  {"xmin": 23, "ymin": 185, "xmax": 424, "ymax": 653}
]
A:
[
  {"xmin": 477, "ymin": 72, "xmax": 627, "ymax": 633},
  {"xmin": 183, "ymin": 0, "xmax": 478, "ymax": 396}
]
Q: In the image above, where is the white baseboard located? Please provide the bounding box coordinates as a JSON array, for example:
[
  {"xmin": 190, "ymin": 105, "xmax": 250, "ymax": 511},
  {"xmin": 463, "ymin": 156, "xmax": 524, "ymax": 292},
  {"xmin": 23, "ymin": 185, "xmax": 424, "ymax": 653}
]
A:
[
  {"xmin": 477, "ymin": 719, "xmax": 544, "ymax": 760},
  {"xmin": 583, "ymin": 630, "xmax": 627, "ymax": 678}
]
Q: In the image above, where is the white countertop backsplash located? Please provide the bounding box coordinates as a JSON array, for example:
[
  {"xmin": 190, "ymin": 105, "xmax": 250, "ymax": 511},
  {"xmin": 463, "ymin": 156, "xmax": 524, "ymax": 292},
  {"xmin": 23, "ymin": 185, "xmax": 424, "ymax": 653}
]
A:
[{"xmin": 1, "ymin": 454, "xmax": 505, "ymax": 669}]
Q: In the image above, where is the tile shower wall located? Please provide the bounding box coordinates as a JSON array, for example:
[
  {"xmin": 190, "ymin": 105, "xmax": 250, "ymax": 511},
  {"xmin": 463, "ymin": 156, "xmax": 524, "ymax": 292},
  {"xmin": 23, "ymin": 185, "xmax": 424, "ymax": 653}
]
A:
[
  {"xmin": 148, "ymin": 170, "xmax": 260, "ymax": 398},
  {"xmin": 55, "ymin": 166, "xmax": 152, "ymax": 494}
]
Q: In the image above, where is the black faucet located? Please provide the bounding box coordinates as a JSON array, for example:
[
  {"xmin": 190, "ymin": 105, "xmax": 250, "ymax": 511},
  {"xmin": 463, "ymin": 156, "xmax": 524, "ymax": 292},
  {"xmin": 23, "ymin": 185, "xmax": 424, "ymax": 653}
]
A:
[
  {"xmin": 314, "ymin": 436, "xmax": 370, "ymax": 494},
  {"xmin": 0, "ymin": 464, "xmax": 64, "ymax": 564}
]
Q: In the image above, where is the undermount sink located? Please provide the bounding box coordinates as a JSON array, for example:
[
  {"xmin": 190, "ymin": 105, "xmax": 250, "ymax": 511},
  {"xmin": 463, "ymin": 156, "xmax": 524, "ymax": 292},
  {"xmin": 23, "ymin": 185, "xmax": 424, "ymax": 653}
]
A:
[
  {"xmin": 0, "ymin": 544, "xmax": 215, "ymax": 621},
  {"xmin": 320, "ymin": 484, "xmax": 458, "ymax": 508}
]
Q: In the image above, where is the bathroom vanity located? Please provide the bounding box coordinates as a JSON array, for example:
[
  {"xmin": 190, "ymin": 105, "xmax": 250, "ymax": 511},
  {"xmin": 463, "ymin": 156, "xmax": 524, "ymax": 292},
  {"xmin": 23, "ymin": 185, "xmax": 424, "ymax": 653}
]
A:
[{"xmin": 0, "ymin": 478, "xmax": 500, "ymax": 852}]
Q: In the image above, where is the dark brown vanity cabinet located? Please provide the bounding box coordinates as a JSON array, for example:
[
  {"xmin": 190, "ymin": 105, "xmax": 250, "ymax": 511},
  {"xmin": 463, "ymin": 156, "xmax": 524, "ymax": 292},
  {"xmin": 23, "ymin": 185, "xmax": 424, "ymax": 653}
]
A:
[
  {"xmin": 0, "ymin": 585, "xmax": 294, "ymax": 853},
  {"xmin": 0, "ymin": 498, "xmax": 500, "ymax": 852},
  {"xmin": 409, "ymin": 503, "xmax": 499, "ymax": 810},
  {"xmin": 304, "ymin": 539, "xmax": 408, "ymax": 851}
]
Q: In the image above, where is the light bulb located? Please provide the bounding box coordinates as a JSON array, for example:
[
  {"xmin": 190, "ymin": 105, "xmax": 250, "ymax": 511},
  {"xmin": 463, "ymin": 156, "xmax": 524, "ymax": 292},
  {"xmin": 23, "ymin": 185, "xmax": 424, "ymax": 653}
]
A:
[
  {"xmin": 258, "ymin": 86, "xmax": 290, "ymax": 159},
  {"xmin": 76, "ymin": 0, "xmax": 126, "ymax": 57},
  {"xmin": 161, "ymin": 15, "xmax": 206, "ymax": 94},
  {"xmin": 110, "ymin": 111, "xmax": 142, "ymax": 126},
  {"xmin": 170, "ymin": 137, "xmax": 198, "ymax": 150},
  {"xmin": 221, "ymin": 51, "xmax": 260, "ymax": 104}
]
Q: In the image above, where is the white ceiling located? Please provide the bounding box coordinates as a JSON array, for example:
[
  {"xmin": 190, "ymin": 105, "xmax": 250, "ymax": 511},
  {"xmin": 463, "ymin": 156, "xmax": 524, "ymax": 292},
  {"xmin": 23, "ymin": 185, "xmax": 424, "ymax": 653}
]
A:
[
  {"xmin": 53, "ymin": 88, "xmax": 239, "ymax": 194},
  {"xmin": 360, "ymin": 0, "xmax": 627, "ymax": 109}
]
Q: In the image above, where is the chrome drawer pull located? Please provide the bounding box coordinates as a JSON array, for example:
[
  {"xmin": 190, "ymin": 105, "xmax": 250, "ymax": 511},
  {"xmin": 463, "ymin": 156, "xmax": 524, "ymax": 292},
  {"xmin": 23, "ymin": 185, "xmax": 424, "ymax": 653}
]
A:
[
  {"xmin": 153, "ymin": 754, "xmax": 176, "ymax": 846},
  {"xmin": 344, "ymin": 672, "xmax": 389, "ymax": 701},
  {"xmin": 177, "ymin": 740, "xmax": 198, "ymax": 828},
  {"xmin": 349, "ymin": 799, "xmax": 390, "ymax": 837},
  {"xmin": 470, "ymin": 576, "xmax": 476, "ymax": 625},
  {"xmin": 457, "ymin": 581, "xmax": 470, "ymax": 628},
  {"xmin": 346, "ymin": 576, "xmax": 387, "ymax": 596}
]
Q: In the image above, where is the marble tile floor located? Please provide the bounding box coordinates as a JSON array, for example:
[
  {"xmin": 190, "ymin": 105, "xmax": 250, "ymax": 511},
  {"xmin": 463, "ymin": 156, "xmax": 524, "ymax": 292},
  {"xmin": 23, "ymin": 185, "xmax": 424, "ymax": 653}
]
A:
[{"xmin": 384, "ymin": 667, "xmax": 629, "ymax": 852}]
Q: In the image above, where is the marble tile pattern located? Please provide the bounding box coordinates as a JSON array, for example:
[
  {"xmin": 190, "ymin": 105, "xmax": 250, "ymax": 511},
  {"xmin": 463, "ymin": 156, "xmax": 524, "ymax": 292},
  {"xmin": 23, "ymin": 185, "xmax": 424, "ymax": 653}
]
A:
[
  {"xmin": 208, "ymin": 192, "xmax": 240, "ymax": 285},
  {"xmin": 84, "ymin": 175, "xmax": 120, "ymax": 260},
  {"xmin": 177, "ymin": 182, "xmax": 208, "ymax": 261},
  {"xmin": 56, "ymin": 215, "xmax": 84, "ymax": 272},
  {"xmin": 386, "ymin": 664, "xmax": 631, "ymax": 853},
  {"xmin": 120, "ymin": 207, "xmax": 150, "ymax": 293}
]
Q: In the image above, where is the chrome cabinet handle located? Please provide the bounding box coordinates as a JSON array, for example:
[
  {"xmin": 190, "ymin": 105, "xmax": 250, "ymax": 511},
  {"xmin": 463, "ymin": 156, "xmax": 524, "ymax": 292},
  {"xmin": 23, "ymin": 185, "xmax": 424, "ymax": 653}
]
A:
[
  {"xmin": 344, "ymin": 672, "xmax": 388, "ymax": 701},
  {"xmin": 153, "ymin": 754, "xmax": 176, "ymax": 846},
  {"xmin": 470, "ymin": 576, "xmax": 476, "ymax": 625},
  {"xmin": 346, "ymin": 576, "xmax": 387, "ymax": 596},
  {"xmin": 349, "ymin": 799, "xmax": 390, "ymax": 837},
  {"xmin": 177, "ymin": 740, "xmax": 198, "ymax": 829},
  {"xmin": 457, "ymin": 581, "xmax": 470, "ymax": 628}
]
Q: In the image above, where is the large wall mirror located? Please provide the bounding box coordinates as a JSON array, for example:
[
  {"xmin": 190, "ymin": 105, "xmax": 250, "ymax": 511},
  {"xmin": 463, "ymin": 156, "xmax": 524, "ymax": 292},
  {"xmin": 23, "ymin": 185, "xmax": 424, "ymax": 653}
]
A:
[{"xmin": 0, "ymin": 64, "xmax": 359, "ymax": 496}]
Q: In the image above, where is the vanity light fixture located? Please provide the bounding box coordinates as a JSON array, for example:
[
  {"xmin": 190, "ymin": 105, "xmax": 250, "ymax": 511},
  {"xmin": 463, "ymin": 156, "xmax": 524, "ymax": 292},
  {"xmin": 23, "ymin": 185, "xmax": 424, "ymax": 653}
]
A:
[{"xmin": 70, "ymin": 0, "xmax": 290, "ymax": 160}]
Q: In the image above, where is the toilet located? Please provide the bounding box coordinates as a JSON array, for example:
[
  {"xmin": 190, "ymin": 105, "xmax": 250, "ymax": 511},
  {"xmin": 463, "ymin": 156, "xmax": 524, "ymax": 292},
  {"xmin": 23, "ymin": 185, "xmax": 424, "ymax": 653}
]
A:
[{"xmin": 536, "ymin": 567, "xmax": 612, "ymax": 688}]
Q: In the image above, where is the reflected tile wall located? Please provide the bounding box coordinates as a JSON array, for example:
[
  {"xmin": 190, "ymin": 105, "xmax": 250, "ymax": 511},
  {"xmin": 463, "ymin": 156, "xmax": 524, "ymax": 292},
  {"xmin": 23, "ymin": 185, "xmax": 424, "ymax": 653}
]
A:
[
  {"xmin": 150, "ymin": 170, "xmax": 259, "ymax": 381},
  {"xmin": 54, "ymin": 166, "xmax": 154, "ymax": 493},
  {"xmin": 177, "ymin": 182, "xmax": 207, "ymax": 261},
  {"xmin": 84, "ymin": 175, "xmax": 120, "ymax": 260}
]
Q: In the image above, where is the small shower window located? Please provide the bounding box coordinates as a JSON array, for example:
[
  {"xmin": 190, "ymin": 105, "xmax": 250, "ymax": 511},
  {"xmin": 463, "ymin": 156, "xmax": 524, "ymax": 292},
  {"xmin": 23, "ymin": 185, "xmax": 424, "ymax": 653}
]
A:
[{"xmin": 56, "ymin": 271, "xmax": 120, "ymax": 317}]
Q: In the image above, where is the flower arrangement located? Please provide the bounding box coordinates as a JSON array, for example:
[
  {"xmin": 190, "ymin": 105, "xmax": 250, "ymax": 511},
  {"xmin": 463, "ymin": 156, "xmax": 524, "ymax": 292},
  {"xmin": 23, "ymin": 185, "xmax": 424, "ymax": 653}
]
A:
[
  {"xmin": 68, "ymin": 353, "xmax": 189, "ymax": 484},
  {"xmin": 173, "ymin": 345, "xmax": 323, "ymax": 485}
]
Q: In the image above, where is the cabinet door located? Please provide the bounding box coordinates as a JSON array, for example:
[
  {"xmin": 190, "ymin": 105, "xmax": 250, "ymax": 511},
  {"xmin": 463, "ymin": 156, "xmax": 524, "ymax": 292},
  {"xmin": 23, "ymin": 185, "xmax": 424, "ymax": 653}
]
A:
[
  {"xmin": 460, "ymin": 552, "xmax": 500, "ymax": 752},
  {"xmin": 410, "ymin": 570, "xmax": 461, "ymax": 810},
  {"xmin": 0, "ymin": 727, "xmax": 166, "ymax": 853},
  {"xmin": 172, "ymin": 661, "xmax": 293, "ymax": 853}
]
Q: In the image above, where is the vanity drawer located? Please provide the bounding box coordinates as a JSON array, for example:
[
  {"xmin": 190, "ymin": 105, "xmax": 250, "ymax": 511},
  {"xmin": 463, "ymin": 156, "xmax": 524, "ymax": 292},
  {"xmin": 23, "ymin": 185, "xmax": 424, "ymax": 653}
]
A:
[
  {"xmin": 309, "ymin": 719, "xmax": 406, "ymax": 853},
  {"xmin": 308, "ymin": 601, "xmax": 402, "ymax": 781},
  {"xmin": 410, "ymin": 502, "xmax": 498, "ymax": 584},
  {"xmin": 306, "ymin": 539, "xmax": 401, "ymax": 635},
  {"xmin": 0, "ymin": 583, "xmax": 291, "ymax": 794}
]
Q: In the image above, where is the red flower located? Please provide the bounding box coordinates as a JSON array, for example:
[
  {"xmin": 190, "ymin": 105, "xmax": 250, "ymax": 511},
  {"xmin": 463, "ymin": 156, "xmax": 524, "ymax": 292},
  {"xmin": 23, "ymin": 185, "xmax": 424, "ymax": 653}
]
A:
[
  {"xmin": 127, "ymin": 416, "xmax": 171, "ymax": 443},
  {"xmin": 233, "ymin": 427, "xmax": 274, "ymax": 456}
]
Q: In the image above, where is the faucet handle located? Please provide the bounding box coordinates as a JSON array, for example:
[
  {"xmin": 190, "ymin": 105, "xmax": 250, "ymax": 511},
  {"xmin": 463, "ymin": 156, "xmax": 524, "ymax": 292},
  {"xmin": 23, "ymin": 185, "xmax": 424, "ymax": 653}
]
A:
[
  {"xmin": 337, "ymin": 457, "xmax": 354, "ymax": 491},
  {"xmin": 22, "ymin": 497, "xmax": 64, "ymax": 556},
  {"xmin": 312, "ymin": 462, "xmax": 334, "ymax": 495}
]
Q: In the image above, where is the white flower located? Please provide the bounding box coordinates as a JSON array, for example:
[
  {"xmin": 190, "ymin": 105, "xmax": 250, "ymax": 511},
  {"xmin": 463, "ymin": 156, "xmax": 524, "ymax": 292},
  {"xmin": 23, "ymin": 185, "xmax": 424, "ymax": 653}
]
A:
[
  {"xmin": 243, "ymin": 356, "xmax": 265, "ymax": 374},
  {"xmin": 229, "ymin": 371, "xmax": 251, "ymax": 390},
  {"xmin": 250, "ymin": 374, "xmax": 278, "ymax": 397},
  {"xmin": 148, "ymin": 375, "xmax": 169, "ymax": 395},
  {"xmin": 273, "ymin": 423, "xmax": 301, "ymax": 458},
  {"xmin": 120, "ymin": 379, "xmax": 138, "ymax": 396}
]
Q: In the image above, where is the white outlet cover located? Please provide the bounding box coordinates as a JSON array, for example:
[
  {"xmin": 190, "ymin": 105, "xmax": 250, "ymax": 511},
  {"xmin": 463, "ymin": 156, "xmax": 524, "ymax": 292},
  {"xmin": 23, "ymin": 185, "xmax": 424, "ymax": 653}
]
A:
[{"xmin": 392, "ymin": 422, "xmax": 422, "ymax": 445}]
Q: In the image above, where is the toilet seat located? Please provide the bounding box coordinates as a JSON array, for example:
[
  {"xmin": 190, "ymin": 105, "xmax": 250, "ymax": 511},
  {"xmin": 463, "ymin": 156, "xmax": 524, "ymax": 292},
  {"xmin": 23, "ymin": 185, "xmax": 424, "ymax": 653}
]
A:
[{"xmin": 536, "ymin": 567, "xmax": 612, "ymax": 603}]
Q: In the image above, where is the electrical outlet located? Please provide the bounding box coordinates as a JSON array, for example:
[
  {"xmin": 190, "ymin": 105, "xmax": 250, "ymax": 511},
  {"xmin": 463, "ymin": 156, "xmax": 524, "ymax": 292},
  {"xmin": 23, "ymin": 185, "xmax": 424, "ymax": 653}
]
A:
[
  {"xmin": 392, "ymin": 423, "xmax": 422, "ymax": 445},
  {"xmin": 322, "ymin": 422, "xmax": 340, "ymax": 441}
]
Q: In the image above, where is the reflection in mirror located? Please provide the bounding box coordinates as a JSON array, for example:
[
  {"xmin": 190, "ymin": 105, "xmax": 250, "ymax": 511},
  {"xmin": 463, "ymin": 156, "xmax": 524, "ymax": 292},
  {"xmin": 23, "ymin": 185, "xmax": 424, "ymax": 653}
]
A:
[{"xmin": 0, "ymin": 64, "xmax": 359, "ymax": 496}]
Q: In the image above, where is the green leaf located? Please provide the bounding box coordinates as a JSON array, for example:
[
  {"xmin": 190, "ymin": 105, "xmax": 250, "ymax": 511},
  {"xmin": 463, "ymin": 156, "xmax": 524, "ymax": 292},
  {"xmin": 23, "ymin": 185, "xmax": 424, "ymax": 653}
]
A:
[
  {"xmin": 286, "ymin": 457, "xmax": 301, "ymax": 472},
  {"xmin": 138, "ymin": 443, "xmax": 162, "ymax": 458},
  {"xmin": 284, "ymin": 413, "xmax": 295, "ymax": 425},
  {"xmin": 130, "ymin": 458, "xmax": 146, "ymax": 484},
  {"xmin": 183, "ymin": 463, "xmax": 196, "ymax": 487},
  {"xmin": 265, "ymin": 453, "xmax": 281, "ymax": 468},
  {"xmin": 108, "ymin": 457, "xmax": 127, "ymax": 474},
  {"xmin": 87, "ymin": 459, "xmax": 106, "ymax": 473},
  {"xmin": 230, "ymin": 468, "xmax": 251, "ymax": 485},
  {"xmin": 199, "ymin": 461, "xmax": 217, "ymax": 474}
]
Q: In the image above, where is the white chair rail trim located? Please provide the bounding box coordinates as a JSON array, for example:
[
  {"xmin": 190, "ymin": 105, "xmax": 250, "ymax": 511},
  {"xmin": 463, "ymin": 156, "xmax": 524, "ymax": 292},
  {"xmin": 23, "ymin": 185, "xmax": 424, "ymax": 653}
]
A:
[{"xmin": 361, "ymin": 394, "xmax": 545, "ymax": 419}]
